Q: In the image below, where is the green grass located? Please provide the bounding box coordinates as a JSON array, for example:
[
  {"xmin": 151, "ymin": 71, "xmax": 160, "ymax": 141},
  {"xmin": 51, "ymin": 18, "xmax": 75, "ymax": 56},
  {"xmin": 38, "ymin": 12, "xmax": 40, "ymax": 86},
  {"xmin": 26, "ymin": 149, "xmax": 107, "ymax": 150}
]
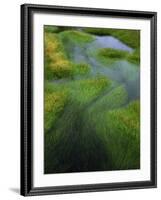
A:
[
  {"xmin": 44, "ymin": 25, "xmax": 76, "ymax": 33},
  {"xmin": 98, "ymin": 48, "xmax": 128, "ymax": 59},
  {"xmin": 89, "ymin": 85, "xmax": 128, "ymax": 112},
  {"xmin": 127, "ymin": 49, "xmax": 140, "ymax": 65},
  {"xmin": 95, "ymin": 48, "xmax": 140, "ymax": 65},
  {"xmin": 72, "ymin": 62, "xmax": 90, "ymax": 76},
  {"xmin": 84, "ymin": 27, "xmax": 140, "ymax": 65},
  {"xmin": 44, "ymin": 83, "xmax": 69, "ymax": 133},
  {"xmin": 59, "ymin": 30, "xmax": 94, "ymax": 45},
  {"xmin": 44, "ymin": 32, "xmax": 72, "ymax": 79},
  {"xmin": 85, "ymin": 85, "xmax": 129, "ymax": 137},
  {"xmin": 86, "ymin": 99, "xmax": 140, "ymax": 170},
  {"xmin": 45, "ymin": 85, "xmax": 140, "ymax": 173},
  {"xmin": 96, "ymin": 48, "xmax": 128, "ymax": 64},
  {"xmin": 103, "ymin": 100, "xmax": 140, "ymax": 169},
  {"xmin": 44, "ymin": 31, "xmax": 91, "ymax": 79},
  {"xmin": 44, "ymin": 26, "xmax": 61, "ymax": 33},
  {"xmin": 68, "ymin": 76, "xmax": 110, "ymax": 104},
  {"xmin": 44, "ymin": 26, "xmax": 140, "ymax": 173},
  {"xmin": 83, "ymin": 28, "xmax": 140, "ymax": 49},
  {"xmin": 44, "ymin": 76, "xmax": 110, "ymax": 133},
  {"xmin": 44, "ymin": 76, "xmax": 112, "ymax": 173}
]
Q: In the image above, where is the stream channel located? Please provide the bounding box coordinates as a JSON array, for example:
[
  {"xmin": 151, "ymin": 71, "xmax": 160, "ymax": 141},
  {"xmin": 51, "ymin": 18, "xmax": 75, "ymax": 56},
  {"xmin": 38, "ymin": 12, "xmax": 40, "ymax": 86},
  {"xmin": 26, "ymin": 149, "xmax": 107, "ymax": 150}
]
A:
[{"xmin": 54, "ymin": 34, "xmax": 140, "ymax": 102}]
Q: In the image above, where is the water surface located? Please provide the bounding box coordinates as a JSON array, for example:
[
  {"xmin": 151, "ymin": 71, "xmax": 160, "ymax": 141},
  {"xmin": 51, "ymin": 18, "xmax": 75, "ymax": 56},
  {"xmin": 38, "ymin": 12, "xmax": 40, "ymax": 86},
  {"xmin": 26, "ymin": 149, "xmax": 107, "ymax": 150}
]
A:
[{"xmin": 61, "ymin": 34, "xmax": 140, "ymax": 102}]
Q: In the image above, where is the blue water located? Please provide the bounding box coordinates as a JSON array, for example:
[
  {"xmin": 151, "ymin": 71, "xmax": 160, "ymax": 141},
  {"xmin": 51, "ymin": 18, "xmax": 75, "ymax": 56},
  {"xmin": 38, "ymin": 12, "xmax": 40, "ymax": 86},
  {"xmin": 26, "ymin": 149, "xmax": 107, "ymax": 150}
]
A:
[
  {"xmin": 55, "ymin": 35, "xmax": 140, "ymax": 101},
  {"xmin": 91, "ymin": 36, "xmax": 133, "ymax": 52}
]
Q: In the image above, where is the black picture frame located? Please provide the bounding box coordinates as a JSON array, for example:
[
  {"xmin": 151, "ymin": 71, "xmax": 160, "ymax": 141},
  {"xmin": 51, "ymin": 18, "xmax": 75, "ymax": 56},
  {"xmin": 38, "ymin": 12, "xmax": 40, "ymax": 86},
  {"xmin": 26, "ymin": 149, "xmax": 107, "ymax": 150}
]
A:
[{"xmin": 21, "ymin": 3, "xmax": 157, "ymax": 196}]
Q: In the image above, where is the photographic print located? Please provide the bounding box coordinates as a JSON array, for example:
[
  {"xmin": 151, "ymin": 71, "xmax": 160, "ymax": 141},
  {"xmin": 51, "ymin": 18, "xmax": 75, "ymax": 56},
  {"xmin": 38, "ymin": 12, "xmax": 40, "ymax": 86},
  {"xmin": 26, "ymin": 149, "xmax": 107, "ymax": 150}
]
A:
[
  {"xmin": 44, "ymin": 25, "xmax": 140, "ymax": 174},
  {"xmin": 21, "ymin": 4, "xmax": 157, "ymax": 196}
]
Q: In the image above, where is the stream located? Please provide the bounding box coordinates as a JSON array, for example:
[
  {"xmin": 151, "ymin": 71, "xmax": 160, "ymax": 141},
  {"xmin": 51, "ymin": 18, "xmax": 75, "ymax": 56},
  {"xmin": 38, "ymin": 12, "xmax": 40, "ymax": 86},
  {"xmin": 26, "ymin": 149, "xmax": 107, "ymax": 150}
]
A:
[
  {"xmin": 45, "ymin": 33, "xmax": 140, "ymax": 173},
  {"xmin": 61, "ymin": 34, "xmax": 140, "ymax": 101}
]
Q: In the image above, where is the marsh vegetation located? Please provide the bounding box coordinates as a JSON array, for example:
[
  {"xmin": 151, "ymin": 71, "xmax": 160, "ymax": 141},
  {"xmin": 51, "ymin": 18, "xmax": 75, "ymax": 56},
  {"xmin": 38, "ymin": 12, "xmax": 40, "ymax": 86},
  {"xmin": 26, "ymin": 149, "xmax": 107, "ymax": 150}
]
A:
[{"xmin": 44, "ymin": 25, "xmax": 140, "ymax": 173}]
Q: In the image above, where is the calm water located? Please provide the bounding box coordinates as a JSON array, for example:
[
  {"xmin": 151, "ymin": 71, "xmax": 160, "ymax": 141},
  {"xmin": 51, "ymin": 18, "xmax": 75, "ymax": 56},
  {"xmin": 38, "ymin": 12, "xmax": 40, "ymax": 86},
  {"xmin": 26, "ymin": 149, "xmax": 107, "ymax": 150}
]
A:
[
  {"xmin": 56, "ymin": 34, "xmax": 140, "ymax": 101},
  {"xmin": 91, "ymin": 36, "xmax": 133, "ymax": 52}
]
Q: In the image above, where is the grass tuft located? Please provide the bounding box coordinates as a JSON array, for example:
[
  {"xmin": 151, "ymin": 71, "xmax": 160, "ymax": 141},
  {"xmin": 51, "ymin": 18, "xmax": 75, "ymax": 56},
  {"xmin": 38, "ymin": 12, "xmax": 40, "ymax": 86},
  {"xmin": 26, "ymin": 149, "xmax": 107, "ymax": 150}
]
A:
[
  {"xmin": 127, "ymin": 49, "xmax": 140, "ymax": 65},
  {"xmin": 68, "ymin": 76, "xmax": 111, "ymax": 104},
  {"xmin": 45, "ymin": 31, "xmax": 91, "ymax": 79},
  {"xmin": 59, "ymin": 30, "xmax": 94, "ymax": 45},
  {"xmin": 44, "ymin": 83, "xmax": 69, "ymax": 133},
  {"xmin": 96, "ymin": 48, "xmax": 140, "ymax": 65},
  {"xmin": 103, "ymin": 100, "xmax": 140, "ymax": 169}
]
